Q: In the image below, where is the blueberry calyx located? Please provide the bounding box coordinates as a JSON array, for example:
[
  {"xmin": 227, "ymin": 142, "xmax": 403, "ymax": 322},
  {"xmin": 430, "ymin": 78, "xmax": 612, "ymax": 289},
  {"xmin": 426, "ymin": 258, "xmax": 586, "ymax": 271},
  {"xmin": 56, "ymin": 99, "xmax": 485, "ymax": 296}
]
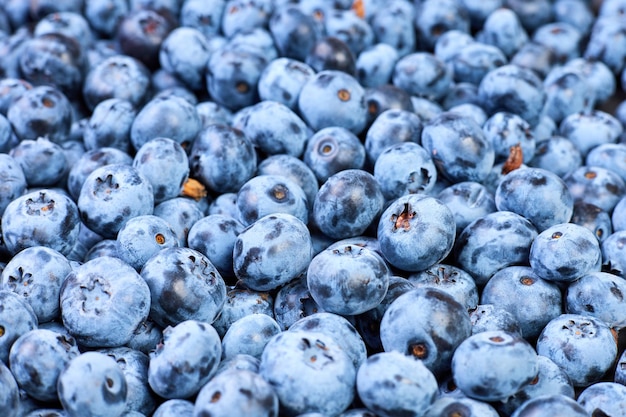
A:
[{"xmin": 391, "ymin": 202, "xmax": 416, "ymax": 231}]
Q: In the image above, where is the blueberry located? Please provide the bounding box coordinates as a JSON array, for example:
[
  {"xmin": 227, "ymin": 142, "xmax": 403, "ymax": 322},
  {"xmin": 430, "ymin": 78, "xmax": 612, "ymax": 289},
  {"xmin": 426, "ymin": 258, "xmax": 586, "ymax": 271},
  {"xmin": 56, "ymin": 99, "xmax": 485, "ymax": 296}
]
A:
[
  {"xmin": 379, "ymin": 288, "xmax": 472, "ymax": 378},
  {"xmin": 392, "ymin": 52, "xmax": 452, "ymax": 102},
  {"xmin": 565, "ymin": 57, "xmax": 616, "ymax": 104},
  {"xmin": 423, "ymin": 396, "xmax": 500, "ymax": 417},
  {"xmin": 510, "ymin": 394, "xmax": 590, "ymax": 417},
  {"xmin": 159, "ymin": 27, "xmax": 211, "ymax": 91},
  {"xmin": 232, "ymin": 99, "xmax": 310, "ymax": 157},
  {"xmin": 615, "ymin": 349, "xmax": 626, "ymax": 385},
  {"xmin": 221, "ymin": 313, "xmax": 281, "ymax": 360},
  {"xmin": 116, "ymin": 214, "xmax": 179, "ymax": 270},
  {"xmin": 408, "ymin": 263, "xmax": 479, "ymax": 311},
  {"xmin": 257, "ymin": 154, "xmax": 319, "ymax": 210},
  {"xmin": 130, "ymin": 95, "xmax": 202, "ymax": 152},
  {"xmin": 0, "ymin": 153, "xmax": 27, "ymax": 216},
  {"xmin": 126, "ymin": 317, "xmax": 163, "ymax": 356},
  {"xmin": 495, "ymin": 167, "xmax": 574, "ymax": 232},
  {"xmin": 481, "ymin": 266, "xmax": 563, "ymax": 340},
  {"xmin": 60, "ymin": 256, "xmax": 151, "ymax": 348},
  {"xmin": 85, "ymin": 0, "xmax": 130, "ymax": 37},
  {"xmin": 543, "ymin": 68, "xmax": 595, "ymax": 124},
  {"xmin": 233, "ymin": 213, "xmax": 313, "ymax": 291},
  {"xmin": 83, "ymin": 98, "xmax": 136, "ymax": 153},
  {"xmin": 469, "ymin": 303, "xmax": 523, "ymax": 337},
  {"xmin": 273, "ymin": 274, "xmax": 324, "ymax": 331},
  {"xmin": 527, "ymin": 135, "xmax": 582, "ymax": 178},
  {"xmin": 369, "ymin": 1, "xmax": 415, "ymax": 57},
  {"xmin": 559, "ymin": 109, "xmax": 623, "ymax": 157},
  {"xmin": 220, "ymin": 0, "xmax": 273, "ymax": 38},
  {"xmin": 421, "ymin": 112, "xmax": 495, "ymax": 184},
  {"xmin": 258, "ymin": 57, "xmax": 315, "ymax": 110},
  {"xmin": 364, "ymin": 108, "xmax": 423, "ymax": 166},
  {"xmin": 2, "ymin": 189, "xmax": 80, "ymax": 257},
  {"xmin": 306, "ymin": 36, "xmax": 356, "ymax": 75},
  {"xmin": 298, "ymin": 70, "xmax": 368, "ymax": 135},
  {"xmin": 117, "ymin": 8, "xmax": 174, "ymax": 70},
  {"xmin": 363, "ymin": 84, "xmax": 416, "ymax": 126},
  {"xmin": 355, "ymin": 43, "xmax": 399, "ymax": 88},
  {"xmin": 536, "ymin": 313, "xmax": 618, "ymax": 387},
  {"xmin": 7, "ymin": 85, "xmax": 73, "ymax": 144},
  {"xmin": 140, "ymin": 247, "xmax": 226, "ymax": 328},
  {"xmin": 304, "ymin": 126, "xmax": 366, "ymax": 183},
  {"xmin": 9, "ymin": 329, "xmax": 79, "ymax": 402},
  {"xmin": 0, "ymin": 290, "xmax": 38, "ymax": 365},
  {"xmin": 82, "ymin": 54, "xmax": 151, "ymax": 111},
  {"xmin": 434, "ymin": 29, "xmax": 475, "ymax": 64},
  {"xmin": 436, "ymin": 181, "xmax": 497, "ymax": 236},
  {"xmin": 451, "ymin": 330, "xmax": 539, "ymax": 402},
  {"xmin": 77, "ymin": 164, "xmax": 154, "ymax": 239},
  {"xmin": 1, "ymin": 246, "xmax": 72, "ymax": 322},
  {"xmin": 211, "ymin": 286, "xmax": 274, "ymax": 338},
  {"xmin": 289, "ymin": 312, "xmax": 367, "ymax": 371},
  {"xmin": 584, "ymin": 16, "xmax": 626, "ymax": 74},
  {"xmin": 268, "ymin": 5, "xmax": 322, "ymax": 62},
  {"xmin": 193, "ymin": 369, "xmax": 279, "ymax": 417},
  {"xmin": 601, "ymin": 230, "xmax": 626, "ymax": 276},
  {"xmin": 450, "ymin": 42, "xmax": 507, "ymax": 86},
  {"xmin": 587, "ymin": 143, "xmax": 626, "ymax": 184},
  {"xmin": 57, "ymin": 351, "xmax": 128, "ymax": 417},
  {"xmin": 356, "ymin": 351, "xmax": 438, "ymax": 417},
  {"xmin": 10, "ymin": 137, "xmax": 68, "ymax": 187},
  {"xmin": 479, "ymin": 7, "xmax": 529, "ymax": 58},
  {"xmin": 153, "ymin": 399, "xmax": 194, "ymax": 417},
  {"xmin": 179, "ymin": 0, "xmax": 225, "ymax": 38},
  {"xmin": 377, "ymin": 194, "xmax": 456, "ymax": 272},
  {"xmin": 259, "ymin": 329, "xmax": 356, "ymax": 416},
  {"xmin": 153, "ymin": 197, "xmax": 205, "ymax": 248},
  {"xmin": 0, "ymin": 78, "xmax": 33, "ymax": 117},
  {"xmin": 414, "ymin": 0, "xmax": 470, "ymax": 50},
  {"xmin": 189, "ymin": 124, "xmax": 257, "ymax": 195},
  {"xmin": 195, "ymin": 101, "xmax": 234, "ymax": 128},
  {"xmin": 373, "ymin": 141, "xmax": 437, "ymax": 200},
  {"xmin": 100, "ymin": 346, "xmax": 157, "ymax": 416},
  {"xmin": 483, "ymin": 112, "xmax": 536, "ymax": 164},
  {"xmin": 214, "ymin": 353, "xmax": 260, "ymax": 376},
  {"xmin": 148, "ymin": 320, "xmax": 222, "ymax": 399},
  {"xmin": 566, "ymin": 271, "xmax": 626, "ymax": 329},
  {"xmin": 564, "ymin": 165, "xmax": 626, "ymax": 213}
]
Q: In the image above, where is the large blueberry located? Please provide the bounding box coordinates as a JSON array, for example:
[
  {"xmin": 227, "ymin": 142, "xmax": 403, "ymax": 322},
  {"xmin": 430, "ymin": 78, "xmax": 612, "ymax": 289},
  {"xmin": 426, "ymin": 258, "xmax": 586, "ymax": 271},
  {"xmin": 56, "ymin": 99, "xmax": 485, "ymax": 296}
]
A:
[
  {"xmin": 140, "ymin": 247, "xmax": 227, "ymax": 328},
  {"xmin": 221, "ymin": 313, "xmax": 281, "ymax": 360},
  {"xmin": 377, "ymin": 194, "xmax": 456, "ymax": 272},
  {"xmin": 577, "ymin": 382, "xmax": 626, "ymax": 416},
  {"xmin": 117, "ymin": 214, "xmax": 180, "ymax": 270},
  {"xmin": 565, "ymin": 271, "xmax": 626, "ymax": 329},
  {"xmin": 233, "ymin": 213, "xmax": 313, "ymax": 291},
  {"xmin": 60, "ymin": 256, "xmax": 151, "ymax": 348},
  {"xmin": 436, "ymin": 181, "xmax": 497, "ymax": 236},
  {"xmin": 9, "ymin": 137, "xmax": 68, "ymax": 187},
  {"xmin": 392, "ymin": 52, "xmax": 452, "ymax": 101},
  {"xmin": 148, "ymin": 320, "xmax": 222, "ymax": 400}
]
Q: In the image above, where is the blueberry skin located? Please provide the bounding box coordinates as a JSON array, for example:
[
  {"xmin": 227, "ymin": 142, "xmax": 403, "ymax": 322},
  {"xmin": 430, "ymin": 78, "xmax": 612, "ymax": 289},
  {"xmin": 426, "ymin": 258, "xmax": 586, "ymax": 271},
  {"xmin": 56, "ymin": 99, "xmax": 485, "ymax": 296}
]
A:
[
  {"xmin": 528, "ymin": 135, "xmax": 582, "ymax": 178},
  {"xmin": 82, "ymin": 54, "xmax": 151, "ymax": 111},
  {"xmin": 220, "ymin": 0, "xmax": 273, "ymax": 38},
  {"xmin": 423, "ymin": 396, "xmax": 500, "ymax": 417},
  {"xmin": 258, "ymin": 57, "xmax": 315, "ymax": 110},
  {"xmin": 451, "ymin": 330, "xmax": 539, "ymax": 402},
  {"xmin": 205, "ymin": 47, "xmax": 267, "ymax": 111},
  {"xmin": 510, "ymin": 394, "xmax": 590, "ymax": 417},
  {"xmin": 355, "ymin": 43, "xmax": 399, "ymax": 88},
  {"xmin": 153, "ymin": 197, "xmax": 205, "ymax": 248},
  {"xmin": 57, "ymin": 351, "xmax": 128, "ymax": 417},
  {"xmin": 478, "ymin": 64, "xmax": 546, "ymax": 127},
  {"xmin": 117, "ymin": 8, "xmax": 174, "ymax": 70},
  {"xmin": 356, "ymin": 351, "xmax": 438, "ymax": 417},
  {"xmin": 232, "ymin": 100, "xmax": 310, "ymax": 157},
  {"xmin": 66, "ymin": 147, "xmax": 133, "ymax": 201},
  {"xmin": 542, "ymin": 69, "xmax": 595, "ymax": 124},
  {"xmin": 153, "ymin": 399, "xmax": 194, "ymax": 417},
  {"xmin": 421, "ymin": 112, "xmax": 495, "ymax": 184},
  {"xmin": 614, "ymin": 196, "xmax": 626, "ymax": 232},
  {"xmin": 0, "ymin": 360, "xmax": 19, "ymax": 417},
  {"xmin": 577, "ymin": 382, "xmax": 626, "ymax": 417},
  {"xmin": 313, "ymin": 169, "xmax": 385, "ymax": 240},
  {"xmin": 481, "ymin": 266, "xmax": 562, "ymax": 340},
  {"xmin": 495, "ymin": 167, "xmax": 574, "ymax": 232},
  {"xmin": 392, "ymin": 52, "xmax": 452, "ymax": 102},
  {"xmin": 159, "ymin": 27, "xmax": 211, "ymax": 91},
  {"xmin": 193, "ymin": 369, "xmax": 279, "ymax": 417},
  {"xmin": 215, "ymin": 353, "xmax": 260, "ymax": 376},
  {"xmin": 259, "ymin": 330, "xmax": 356, "ymax": 416},
  {"xmin": 483, "ymin": 112, "xmax": 536, "ymax": 164},
  {"xmin": 364, "ymin": 108, "xmax": 423, "ymax": 166},
  {"xmin": 221, "ymin": 313, "xmax": 281, "ymax": 360},
  {"xmin": 130, "ymin": 95, "xmax": 202, "ymax": 152},
  {"xmin": 10, "ymin": 137, "xmax": 68, "ymax": 187},
  {"xmin": 1, "ymin": 246, "xmax": 72, "ymax": 322},
  {"xmin": 84, "ymin": 239, "xmax": 121, "ymax": 262},
  {"xmin": 434, "ymin": 29, "xmax": 475, "ymax": 64},
  {"xmin": 116, "ymin": 214, "xmax": 180, "ymax": 270},
  {"xmin": 587, "ymin": 143, "xmax": 626, "ymax": 184},
  {"xmin": 377, "ymin": 194, "xmax": 456, "ymax": 272},
  {"xmin": 83, "ymin": 98, "xmax": 136, "ymax": 153},
  {"xmin": 298, "ymin": 70, "xmax": 368, "ymax": 135},
  {"xmin": 268, "ymin": 5, "xmax": 321, "ymax": 62},
  {"xmin": 324, "ymin": 8, "xmax": 374, "ymax": 57},
  {"xmin": 571, "ymin": 201, "xmax": 613, "ymax": 243},
  {"xmin": 179, "ymin": 0, "xmax": 224, "ymax": 38},
  {"xmin": 133, "ymin": 137, "xmax": 189, "ymax": 204},
  {"xmin": 559, "ymin": 110, "xmax": 623, "ymax": 157},
  {"xmin": 0, "ymin": 153, "xmax": 26, "ymax": 216},
  {"xmin": 196, "ymin": 101, "xmax": 233, "ymax": 128},
  {"xmin": 436, "ymin": 181, "xmax": 496, "ymax": 236},
  {"xmin": 304, "ymin": 126, "xmax": 366, "ymax": 183},
  {"xmin": 469, "ymin": 304, "xmax": 523, "ymax": 337},
  {"xmin": 408, "ymin": 264, "xmax": 479, "ymax": 311},
  {"xmin": 373, "ymin": 142, "xmax": 437, "ymax": 201},
  {"xmin": 211, "ymin": 286, "xmax": 274, "ymax": 338},
  {"xmin": 9, "ymin": 329, "xmax": 79, "ymax": 402},
  {"xmin": 2, "ymin": 189, "xmax": 80, "ymax": 257},
  {"xmin": 509, "ymin": 41, "xmax": 556, "ymax": 80},
  {"xmin": 189, "ymin": 124, "xmax": 257, "ymax": 195},
  {"xmin": 565, "ymin": 57, "xmax": 616, "ymax": 104},
  {"xmin": 273, "ymin": 274, "xmax": 324, "ymax": 331},
  {"xmin": 126, "ymin": 317, "xmax": 163, "ymax": 356},
  {"xmin": 0, "ymin": 78, "xmax": 33, "ymax": 117},
  {"xmin": 498, "ymin": 355, "xmax": 575, "ymax": 416},
  {"xmin": 450, "ymin": 42, "xmax": 507, "ymax": 86},
  {"xmin": 363, "ymin": 84, "xmax": 416, "ymax": 126},
  {"xmin": 236, "ymin": 175, "xmax": 309, "ymax": 226},
  {"xmin": 616, "ymin": 349, "xmax": 626, "ymax": 385},
  {"xmin": 140, "ymin": 247, "xmax": 227, "ymax": 328},
  {"xmin": 536, "ymin": 314, "xmax": 618, "ymax": 387},
  {"xmin": 0, "ymin": 290, "xmax": 38, "ymax": 365},
  {"xmin": 85, "ymin": 0, "xmax": 129, "ymax": 37},
  {"xmin": 415, "ymin": 0, "xmax": 470, "ymax": 50},
  {"xmin": 584, "ymin": 16, "xmax": 626, "ymax": 74},
  {"xmin": 100, "ymin": 347, "xmax": 157, "ymax": 416},
  {"xmin": 369, "ymin": 1, "xmax": 415, "ymax": 57},
  {"xmin": 187, "ymin": 214, "xmax": 244, "ymax": 282},
  {"xmin": 602, "ymin": 230, "xmax": 626, "ymax": 276},
  {"xmin": 60, "ymin": 256, "xmax": 151, "ymax": 348},
  {"xmin": 289, "ymin": 312, "xmax": 367, "ymax": 371},
  {"xmin": 529, "ymin": 222, "xmax": 601, "ymax": 283},
  {"xmin": 306, "ymin": 36, "xmax": 357, "ymax": 75},
  {"xmin": 257, "ymin": 154, "xmax": 319, "ymax": 209},
  {"xmin": 479, "ymin": 7, "xmax": 529, "ymax": 58},
  {"xmin": 566, "ymin": 271, "xmax": 626, "ymax": 329},
  {"xmin": 564, "ymin": 165, "xmax": 626, "ymax": 213},
  {"xmin": 7, "ymin": 85, "xmax": 72, "ymax": 144},
  {"xmin": 77, "ymin": 164, "xmax": 154, "ymax": 239},
  {"xmin": 148, "ymin": 320, "xmax": 222, "ymax": 399},
  {"xmin": 233, "ymin": 213, "xmax": 313, "ymax": 291},
  {"xmin": 379, "ymin": 288, "xmax": 472, "ymax": 378}
]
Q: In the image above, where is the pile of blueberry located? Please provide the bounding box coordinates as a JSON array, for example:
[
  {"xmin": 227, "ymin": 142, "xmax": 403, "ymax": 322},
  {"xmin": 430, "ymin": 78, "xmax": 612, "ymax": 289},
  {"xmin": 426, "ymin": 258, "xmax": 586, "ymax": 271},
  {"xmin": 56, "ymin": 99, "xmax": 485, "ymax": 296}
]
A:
[{"xmin": 1, "ymin": 0, "xmax": 626, "ymax": 416}]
